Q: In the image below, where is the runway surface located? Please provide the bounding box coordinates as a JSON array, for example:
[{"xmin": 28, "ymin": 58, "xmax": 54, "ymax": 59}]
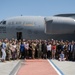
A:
[
  {"xmin": 0, "ymin": 59, "xmax": 75, "ymax": 75},
  {"xmin": 17, "ymin": 59, "xmax": 58, "ymax": 75}
]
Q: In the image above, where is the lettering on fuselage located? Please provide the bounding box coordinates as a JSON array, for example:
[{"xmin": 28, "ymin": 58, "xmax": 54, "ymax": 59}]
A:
[
  {"xmin": 23, "ymin": 22, "xmax": 34, "ymax": 26},
  {"xmin": 16, "ymin": 26, "xmax": 23, "ymax": 30},
  {"xmin": 8, "ymin": 21, "xmax": 34, "ymax": 26}
]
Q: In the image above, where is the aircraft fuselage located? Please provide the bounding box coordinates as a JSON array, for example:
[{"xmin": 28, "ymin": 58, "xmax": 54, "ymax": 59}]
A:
[{"xmin": 0, "ymin": 16, "xmax": 75, "ymax": 41}]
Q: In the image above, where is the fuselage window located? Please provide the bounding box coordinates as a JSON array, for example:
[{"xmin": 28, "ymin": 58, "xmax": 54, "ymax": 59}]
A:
[
  {"xmin": 16, "ymin": 22, "xmax": 21, "ymax": 24},
  {"xmin": 12, "ymin": 22, "xmax": 14, "ymax": 25},
  {"xmin": 8, "ymin": 22, "xmax": 11, "ymax": 25}
]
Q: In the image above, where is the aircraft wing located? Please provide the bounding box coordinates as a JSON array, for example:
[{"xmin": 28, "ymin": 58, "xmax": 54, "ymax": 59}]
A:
[{"xmin": 54, "ymin": 13, "xmax": 75, "ymax": 19}]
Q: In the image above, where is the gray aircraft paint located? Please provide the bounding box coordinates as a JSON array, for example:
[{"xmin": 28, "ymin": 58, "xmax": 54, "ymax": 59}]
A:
[{"xmin": 0, "ymin": 15, "xmax": 75, "ymax": 41}]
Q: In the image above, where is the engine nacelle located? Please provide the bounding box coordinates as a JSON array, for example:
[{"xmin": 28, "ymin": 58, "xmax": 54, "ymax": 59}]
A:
[{"xmin": 44, "ymin": 17, "xmax": 75, "ymax": 34}]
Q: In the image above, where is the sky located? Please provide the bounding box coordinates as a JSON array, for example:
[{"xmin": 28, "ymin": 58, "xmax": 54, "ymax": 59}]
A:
[{"xmin": 0, "ymin": 0, "xmax": 75, "ymax": 20}]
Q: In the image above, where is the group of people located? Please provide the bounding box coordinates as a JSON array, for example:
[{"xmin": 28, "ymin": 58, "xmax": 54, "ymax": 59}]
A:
[{"xmin": 0, "ymin": 38, "xmax": 75, "ymax": 62}]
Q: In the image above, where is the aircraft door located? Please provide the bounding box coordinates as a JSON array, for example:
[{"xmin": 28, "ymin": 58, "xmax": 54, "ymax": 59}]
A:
[{"xmin": 17, "ymin": 32, "xmax": 22, "ymax": 40}]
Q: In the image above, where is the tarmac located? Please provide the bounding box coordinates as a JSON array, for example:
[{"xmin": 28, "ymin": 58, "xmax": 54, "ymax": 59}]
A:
[
  {"xmin": 50, "ymin": 59, "xmax": 75, "ymax": 75},
  {"xmin": 0, "ymin": 59, "xmax": 21, "ymax": 75},
  {"xmin": 0, "ymin": 59, "xmax": 75, "ymax": 75}
]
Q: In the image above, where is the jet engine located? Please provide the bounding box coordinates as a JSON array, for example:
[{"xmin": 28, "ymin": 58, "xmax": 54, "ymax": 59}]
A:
[{"xmin": 44, "ymin": 17, "xmax": 75, "ymax": 34}]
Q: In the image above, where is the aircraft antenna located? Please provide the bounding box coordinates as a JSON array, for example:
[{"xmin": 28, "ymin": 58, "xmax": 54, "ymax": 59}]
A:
[{"xmin": 21, "ymin": 14, "xmax": 22, "ymax": 16}]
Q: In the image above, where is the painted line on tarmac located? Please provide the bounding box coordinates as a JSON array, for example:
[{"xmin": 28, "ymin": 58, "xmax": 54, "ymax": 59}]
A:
[
  {"xmin": 48, "ymin": 59, "xmax": 64, "ymax": 75},
  {"xmin": 14, "ymin": 60, "xmax": 26, "ymax": 75},
  {"xmin": 14, "ymin": 64, "xmax": 21, "ymax": 75},
  {"xmin": 9, "ymin": 60, "xmax": 21, "ymax": 75}
]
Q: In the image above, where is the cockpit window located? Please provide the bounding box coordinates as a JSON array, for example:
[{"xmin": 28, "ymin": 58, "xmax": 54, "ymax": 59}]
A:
[
  {"xmin": 0, "ymin": 20, "xmax": 6, "ymax": 24},
  {"xmin": 0, "ymin": 21, "xmax": 2, "ymax": 24},
  {"xmin": 3, "ymin": 21, "xmax": 6, "ymax": 24}
]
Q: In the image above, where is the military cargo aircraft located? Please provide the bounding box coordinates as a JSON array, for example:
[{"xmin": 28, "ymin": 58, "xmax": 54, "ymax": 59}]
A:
[{"xmin": 0, "ymin": 14, "xmax": 75, "ymax": 40}]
